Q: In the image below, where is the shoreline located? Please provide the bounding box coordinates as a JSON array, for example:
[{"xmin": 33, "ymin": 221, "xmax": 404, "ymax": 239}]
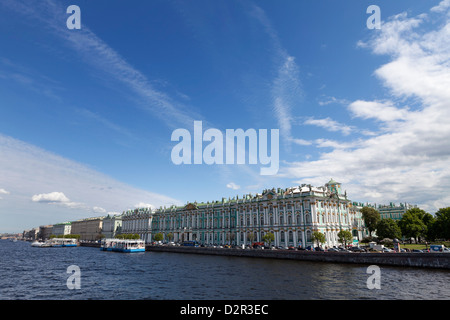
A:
[
  {"xmin": 145, "ymin": 245, "xmax": 450, "ymax": 269},
  {"xmin": 77, "ymin": 243, "xmax": 450, "ymax": 270}
]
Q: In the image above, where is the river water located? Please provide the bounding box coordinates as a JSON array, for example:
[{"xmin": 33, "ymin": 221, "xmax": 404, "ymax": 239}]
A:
[{"xmin": 1, "ymin": 239, "xmax": 449, "ymax": 300}]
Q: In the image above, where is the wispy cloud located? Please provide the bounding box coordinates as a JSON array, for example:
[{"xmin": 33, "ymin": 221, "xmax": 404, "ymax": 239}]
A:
[
  {"xmin": 0, "ymin": 56, "xmax": 64, "ymax": 101},
  {"xmin": 226, "ymin": 182, "xmax": 240, "ymax": 190},
  {"xmin": 1, "ymin": 0, "xmax": 201, "ymax": 129},
  {"xmin": 304, "ymin": 117, "xmax": 354, "ymax": 136},
  {"xmin": 76, "ymin": 108, "xmax": 139, "ymax": 143},
  {"xmin": 249, "ymin": 4, "xmax": 302, "ymax": 148}
]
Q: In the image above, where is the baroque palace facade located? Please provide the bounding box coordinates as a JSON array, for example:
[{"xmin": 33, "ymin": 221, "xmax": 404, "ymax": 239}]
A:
[{"xmin": 121, "ymin": 179, "xmax": 367, "ymax": 248}]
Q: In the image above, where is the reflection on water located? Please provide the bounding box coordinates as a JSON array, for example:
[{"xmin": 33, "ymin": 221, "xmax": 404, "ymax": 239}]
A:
[{"xmin": 0, "ymin": 240, "xmax": 449, "ymax": 300}]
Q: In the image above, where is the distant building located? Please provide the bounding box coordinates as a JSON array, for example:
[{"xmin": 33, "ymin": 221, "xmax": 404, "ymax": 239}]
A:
[
  {"xmin": 365, "ymin": 202, "xmax": 417, "ymax": 221},
  {"xmin": 378, "ymin": 203, "xmax": 417, "ymax": 221},
  {"xmin": 102, "ymin": 214, "xmax": 123, "ymax": 238},
  {"xmin": 23, "ymin": 228, "xmax": 39, "ymax": 240},
  {"xmin": 71, "ymin": 217, "xmax": 104, "ymax": 241},
  {"xmin": 121, "ymin": 208, "xmax": 152, "ymax": 242},
  {"xmin": 38, "ymin": 225, "xmax": 53, "ymax": 240},
  {"xmin": 52, "ymin": 222, "xmax": 72, "ymax": 236}
]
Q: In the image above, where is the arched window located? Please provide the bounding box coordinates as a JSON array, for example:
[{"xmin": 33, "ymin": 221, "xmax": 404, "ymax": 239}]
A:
[
  {"xmin": 305, "ymin": 214, "xmax": 311, "ymax": 224},
  {"xmin": 306, "ymin": 230, "xmax": 312, "ymax": 243}
]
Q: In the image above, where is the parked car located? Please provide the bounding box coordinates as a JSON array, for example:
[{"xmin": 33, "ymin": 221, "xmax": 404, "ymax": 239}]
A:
[
  {"xmin": 350, "ymin": 246, "xmax": 366, "ymax": 252},
  {"xmin": 412, "ymin": 249, "xmax": 423, "ymax": 253},
  {"xmin": 327, "ymin": 247, "xmax": 339, "ymax": 252},
  {"xmin": 382, "ymin": 247, "xmax": 393, "ymax": 252}
]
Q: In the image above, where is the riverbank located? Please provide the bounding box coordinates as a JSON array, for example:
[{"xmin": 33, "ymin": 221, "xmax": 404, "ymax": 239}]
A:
[
  {"xmin": 78, "ymin": 242, "xmax": 450, "ymax": 269},
  {"xmin": 145, "ymin": 245, "xmax": 450, "ymax": 269}
]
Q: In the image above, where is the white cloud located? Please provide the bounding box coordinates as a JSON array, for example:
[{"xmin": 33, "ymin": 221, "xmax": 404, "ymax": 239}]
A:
[
  {"xmin": 0, "ymin": 134, "xmax": 182, "ymax": 231},
  {"xmin": 304, "ymin": 117, "xmax": 353, "ymax": 136},
  {"xmin": 281, "ymin": 4, "xmax": 450, "ymax": 213},
  {"xmin": 348, "ymin": 100, "xmax": 410, "ymax": 123},
  {"xmin": 31, "ymin": 191, "xmax": 87, "ymax": 210},
  {"xmin": 0, "ymin": 188, "xmax": 10, "ymax": 195},
  {"xmin": 431, "ymin": 0, "xmax": 450, "ymax": 13},
  {"xmin": 134, "ymin": 202, "xmax": 154, "ymax": 209},
  {"xmin": 318, "ymin": 96, "xmax": 350, "ymax": 106},
  {"xmin": 226, "ymin": 182, "xmax": 240, "ymax": 190},
  {"xmin": 92, "ymin": 206, "xmax": 107, "ymax": 213},
  {"xmin": 32, "ymin": 192, "xmax": 70, "ymax": 203},
  {"xmin": 289, "ymin": 138, "xmax": 312, "ymax": 146}
]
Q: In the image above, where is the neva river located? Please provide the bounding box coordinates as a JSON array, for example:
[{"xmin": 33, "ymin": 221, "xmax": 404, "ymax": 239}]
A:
[{"xmin": 1, "ymin": 239, "xmax": 449, "ymax": 300}]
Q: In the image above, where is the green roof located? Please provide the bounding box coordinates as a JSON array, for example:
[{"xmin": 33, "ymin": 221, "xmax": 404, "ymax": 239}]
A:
[{"xmin": 327, "ymin": 178, "xmax": 340, "ymax": 185}]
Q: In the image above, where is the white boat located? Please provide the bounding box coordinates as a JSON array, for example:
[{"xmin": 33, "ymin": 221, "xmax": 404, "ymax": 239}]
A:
[
  {"xmin": 31, "ymin": 241, "xmax": 51, "ymax": 247},
  {"xmin": 100, "ymin": 238, "xmax": 145, "ymax": 253},
  {"xmin": 31, "ymin": 238, "xmax": 78, "ymax": 247},
  {"xmin": 48, "ymin": 238, "xmax": 78, "ymax": 247}
]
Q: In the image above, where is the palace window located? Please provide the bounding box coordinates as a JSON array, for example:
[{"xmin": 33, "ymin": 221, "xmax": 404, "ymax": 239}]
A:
[
  {"xmin": 305, "ymin": 214, "xmax": 311, "ymax": 224},
  {"xmin": 306, "ymin": 230, "xmax": 312, "ymax": 242}
]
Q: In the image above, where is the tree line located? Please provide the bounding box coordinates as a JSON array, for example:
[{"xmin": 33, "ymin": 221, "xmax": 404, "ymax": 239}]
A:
[
  {"xmin": 49, "ymin": 234, "xmax": 81, "ymax": 239},
  {"xmin": 361, "ymin": 206, "xmax": 450, "ymax": 243}
]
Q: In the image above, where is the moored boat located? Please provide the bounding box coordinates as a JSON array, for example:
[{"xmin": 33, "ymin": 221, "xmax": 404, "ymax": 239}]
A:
[
  {"xmin": 31, "ymin": 241, "xmax": 51, "ymax": 247},
  {"xmin": 31, "ymin": 238, "xmax": 78, "ymax": 247},
  {"xmin": 100, "ymin": 238, "xmax": 145, "ymax": 253},
  {"xmin": 48, "ymin": 238, "xmax": 79, "ymax": 247}
]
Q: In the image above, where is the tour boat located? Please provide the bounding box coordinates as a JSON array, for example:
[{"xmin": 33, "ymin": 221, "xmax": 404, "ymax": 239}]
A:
[
  {"xmin": 100, "ymin": 238, "xmax": 145, "ymax": 253},
  {"xmin": 48, "ymin": 238, "xmax": 79, "ymax": 247},
  {"xmin": 31, "ymin": 238, "xmax": 78, "ymax": 247}
]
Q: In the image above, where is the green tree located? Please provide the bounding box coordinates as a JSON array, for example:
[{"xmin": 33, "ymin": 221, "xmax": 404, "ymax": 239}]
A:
[
  {"xmin": 337, "ymin": 230, "xmax": 353, "ymax": 247},
  {"xmin": 263, "ymin": 232, "xmax": 275, "ymax": 246},
  {"xmin": 154, "ymin": 233, "xmax": 164, "ymax": 242},
  {"xmin": 361, "ymin": 207, "xmax": 381, "ymax": 236},
  {"xmin": 312, "ymin": 231, "xmax": 326, "ymax": 248},
  {"xmin": 431, "ymin": 207, "xmax": 450, "ymax": 240},
  {"xmin": 376, "ymin": 218, "xmax": 402, "ymax": 240},
  {"xmin": 167, "ymin": 233, "xmax": 174, "ymax": 242},
  {"xmin": 398, "ymin": 209, "xmax": 427, "ymax": 243}
]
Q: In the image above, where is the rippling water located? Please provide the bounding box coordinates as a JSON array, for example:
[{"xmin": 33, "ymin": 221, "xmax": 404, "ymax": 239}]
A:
[{"xmin": 1, "ymin": 240, "xmax": 449, "ymax": 300}]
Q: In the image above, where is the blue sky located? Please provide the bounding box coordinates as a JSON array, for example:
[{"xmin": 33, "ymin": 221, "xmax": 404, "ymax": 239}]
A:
[{"xmin": 1, "ymin": 0, "xmax": 450, "ymax": 233}]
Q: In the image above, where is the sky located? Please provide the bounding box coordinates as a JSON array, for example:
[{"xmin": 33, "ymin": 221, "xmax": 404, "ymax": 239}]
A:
[{"xmin": 1, "ymin": 0, "xmax": 450, "ymax": 233}]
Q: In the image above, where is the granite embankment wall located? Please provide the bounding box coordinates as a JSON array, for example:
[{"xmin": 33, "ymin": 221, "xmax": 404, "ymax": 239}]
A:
[{"xmin": 145, "ymin": 245, "xmax": 450, "ymax": 269}]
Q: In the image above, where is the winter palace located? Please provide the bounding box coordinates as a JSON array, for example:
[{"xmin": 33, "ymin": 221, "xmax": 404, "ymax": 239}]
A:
[{"xmin": 121, "ymin": 179, "xmax": 367, "ymax": 248}]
